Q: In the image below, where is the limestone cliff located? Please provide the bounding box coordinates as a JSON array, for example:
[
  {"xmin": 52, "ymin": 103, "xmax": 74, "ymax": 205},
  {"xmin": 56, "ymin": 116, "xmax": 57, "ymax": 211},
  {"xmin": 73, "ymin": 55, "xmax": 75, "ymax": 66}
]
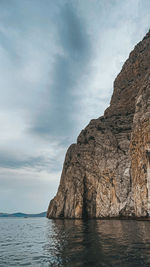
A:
[{"xmin": 47, "ymin": 30, "xmax": 150, "ymax": 219}]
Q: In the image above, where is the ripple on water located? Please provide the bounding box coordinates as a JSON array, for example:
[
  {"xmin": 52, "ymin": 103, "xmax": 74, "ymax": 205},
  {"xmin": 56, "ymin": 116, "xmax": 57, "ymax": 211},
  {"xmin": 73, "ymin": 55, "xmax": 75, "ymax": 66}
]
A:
[{"xmin": 1, "ymin": 218, "xmax": 150, "ymax": 266}]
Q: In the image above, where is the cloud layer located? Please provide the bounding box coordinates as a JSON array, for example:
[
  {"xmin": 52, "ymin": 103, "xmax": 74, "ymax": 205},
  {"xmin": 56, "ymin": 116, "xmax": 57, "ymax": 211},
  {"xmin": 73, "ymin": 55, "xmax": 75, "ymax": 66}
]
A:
[{"xmin": 0, "ymin": 0, "xmax": 150, "ymax": 212}]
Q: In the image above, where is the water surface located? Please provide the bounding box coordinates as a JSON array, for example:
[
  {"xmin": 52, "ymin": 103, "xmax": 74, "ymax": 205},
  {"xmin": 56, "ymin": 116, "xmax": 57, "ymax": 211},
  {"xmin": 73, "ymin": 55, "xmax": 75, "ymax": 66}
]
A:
[{"xmin": 1, "ymin": 218, "xmax": 150, "ymax": 266}]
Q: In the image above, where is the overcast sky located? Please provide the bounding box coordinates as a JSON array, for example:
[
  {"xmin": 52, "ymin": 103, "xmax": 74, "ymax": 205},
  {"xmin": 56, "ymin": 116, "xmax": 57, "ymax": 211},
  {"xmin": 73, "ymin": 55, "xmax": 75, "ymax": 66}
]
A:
[{"xmin": 0, "ymin": 0, "xmax": 150, "ymax": 213}]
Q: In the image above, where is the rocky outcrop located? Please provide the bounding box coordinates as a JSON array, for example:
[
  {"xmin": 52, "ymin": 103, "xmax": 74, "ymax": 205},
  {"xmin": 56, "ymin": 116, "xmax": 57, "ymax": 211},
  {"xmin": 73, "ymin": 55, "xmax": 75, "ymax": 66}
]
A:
[{"xmin": 47, "ymin": 30, "xmax": 150, "ymax": 219}]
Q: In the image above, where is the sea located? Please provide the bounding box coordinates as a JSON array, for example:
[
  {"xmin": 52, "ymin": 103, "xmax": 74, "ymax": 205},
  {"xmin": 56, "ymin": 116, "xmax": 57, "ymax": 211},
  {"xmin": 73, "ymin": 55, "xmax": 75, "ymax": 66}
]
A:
[{"xmin": 1, "ymin": 218, "xmax": 150, "ymax": 266}]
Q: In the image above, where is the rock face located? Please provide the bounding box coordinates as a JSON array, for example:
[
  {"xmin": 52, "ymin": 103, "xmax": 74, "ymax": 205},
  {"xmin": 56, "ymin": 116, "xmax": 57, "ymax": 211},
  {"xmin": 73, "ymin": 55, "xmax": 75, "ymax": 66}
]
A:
[{"xmin": 47, "ymin": 30, "xmax": 150, "ymax": 219}]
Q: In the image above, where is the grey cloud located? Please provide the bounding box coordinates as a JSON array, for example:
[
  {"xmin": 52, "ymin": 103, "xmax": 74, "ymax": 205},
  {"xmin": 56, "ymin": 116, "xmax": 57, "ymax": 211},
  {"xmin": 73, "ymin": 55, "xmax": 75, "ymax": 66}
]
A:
[
  {"xmin": 0, "ymin": 151, "xmax": 61, "ymax": 172},
  {"xmin": 0, "ymin": 152, "xmax": 45, "ymax": 169},
  {"xmin": 30, "ymin": 2, "xmax": 91, "ymax": 138},
  {"xmin": 0, "ymin": 31, "xmax": 19, "ymax": 61},
  {"xmin": 57, "ymin": 2, "xmax": 90, "ymax": 58}
]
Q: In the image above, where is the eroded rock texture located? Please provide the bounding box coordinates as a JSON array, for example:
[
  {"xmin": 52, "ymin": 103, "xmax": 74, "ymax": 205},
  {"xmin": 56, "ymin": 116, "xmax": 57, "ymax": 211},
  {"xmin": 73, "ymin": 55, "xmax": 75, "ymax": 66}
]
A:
[{"xmin": 47, "ymin": 30, "xmax": 150, "ymax": 218}]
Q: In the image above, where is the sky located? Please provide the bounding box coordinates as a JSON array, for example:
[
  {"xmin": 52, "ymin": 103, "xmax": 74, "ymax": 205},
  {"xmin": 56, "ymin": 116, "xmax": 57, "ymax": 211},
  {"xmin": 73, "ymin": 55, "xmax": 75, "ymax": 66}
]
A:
[{"xmin": 0, "ymin": 0, "xmax": 150, "ymax": 213}]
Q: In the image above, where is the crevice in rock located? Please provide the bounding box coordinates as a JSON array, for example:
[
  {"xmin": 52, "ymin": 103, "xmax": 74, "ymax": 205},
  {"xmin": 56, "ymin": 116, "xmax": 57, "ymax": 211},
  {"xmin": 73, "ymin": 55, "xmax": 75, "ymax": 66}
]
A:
[
  {"xmin": 82, "ymin": 175, "xmax": 88, "ymax": 219},
  {"xmin": 59, "ymin": 194, "xmax": 67, "ymax": 218},
  {"xmin": 117, "ymin": 145, "xmax": 126, "ymax": 155}
]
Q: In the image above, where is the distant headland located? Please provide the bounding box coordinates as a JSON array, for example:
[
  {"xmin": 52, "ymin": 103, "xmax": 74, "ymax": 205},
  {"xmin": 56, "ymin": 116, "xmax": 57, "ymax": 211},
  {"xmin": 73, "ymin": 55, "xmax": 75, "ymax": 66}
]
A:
[{"xmin": 0, "ymin": 212, "xmax": 46, "ymax": 218}]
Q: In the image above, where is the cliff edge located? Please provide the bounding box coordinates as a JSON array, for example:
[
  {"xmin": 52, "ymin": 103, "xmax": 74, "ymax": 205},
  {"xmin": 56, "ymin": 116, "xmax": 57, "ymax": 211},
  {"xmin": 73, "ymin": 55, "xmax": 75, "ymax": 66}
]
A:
[{"xmin": 47, "ymin": 30, "xmax": 150, "ymax": 219}]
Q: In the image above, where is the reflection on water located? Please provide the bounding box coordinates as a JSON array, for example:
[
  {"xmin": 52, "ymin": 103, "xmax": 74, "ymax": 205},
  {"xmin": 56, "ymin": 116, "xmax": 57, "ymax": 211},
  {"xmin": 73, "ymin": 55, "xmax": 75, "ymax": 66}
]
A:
[
  {"xmin": 45, "ymin": 219, "xmax": 150, "ymax": 266},
  {"xmin": 1, "ymin": 218, "xmax": 150, "ymax": 266}
]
